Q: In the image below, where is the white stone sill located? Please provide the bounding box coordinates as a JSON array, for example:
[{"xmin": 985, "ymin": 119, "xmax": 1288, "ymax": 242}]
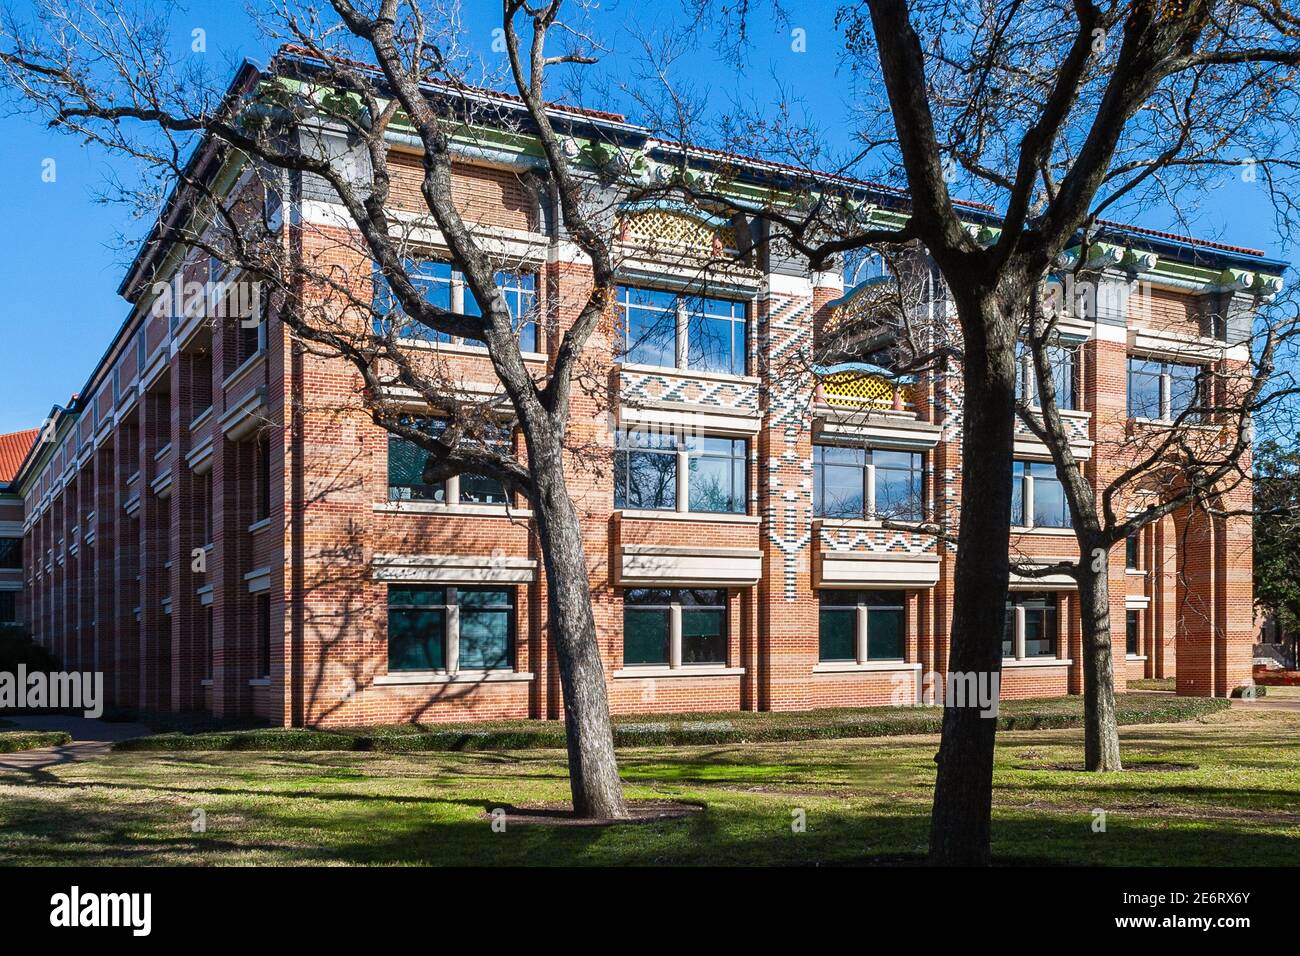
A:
[
  {"xmin": 1126, "ymin": 655, "xmax": 1148, "ymax": 662},
  {"xmin": 1002, "ymin": 658, "xmax": 1073, "ymax": 668},
  {"xmin": 1010, "ymin": 526, "xmax": 1076, "ymax": 536},
  {"xmin": 813, "ymin": 660, "xmax": 920, "ymax": 674},
  {"xmin": 616, "ymin": 509, "xmax": 759, "ymax": 525},
  {"xmin": 612, "ymin": 666, "xmax": 745, "ymax": 679},
  {"xmin": 373, "ymin": 670, "xmax": 535, "ymax": 686},
  {"xmin": 247, "ymin": 677, "xmax": 271, "ymax": 687},
  {"xmin": 374, "ymin": 501, "xmax": 533, "ymax": 518}
]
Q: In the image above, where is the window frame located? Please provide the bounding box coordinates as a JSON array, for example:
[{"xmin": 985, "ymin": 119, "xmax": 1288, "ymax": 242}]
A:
[
  {"xmin": 622, "ymin": 588, "xmax": 728, "ymax": 668},
  {"xmin": 812, "ymin": 444, "xmax": 925, "ymax": 522},
  {"xmin": 386, "ymin": 415, "xmax": 511, "ymax": 508},
  {"xmin": 386, "ymin": 584, "xmax": 517, "ymax": 674},
  {"xmin": 615, "ymin": 429, "xmax": 750, "ymax": 516},
  {"xmin": 1016, "ymin": 340, "xmax": 1078, "ymax": 411},
  {"xmin": 616, "ymin": 283, "xmax": 751, "ymax": 376},
  {"xmin": 374, "ymin": 259, "xmax": 542, "ymax": 352},
  {"xmin": 1127, "ymin": 356, "xmax": 1207, "ymax": 422},
  {"xmin": 1012, "ymin": 460, "xmax": 1072, "ymax": 530},
  {"xmin": 818, "ymin": 590, "xmax": 906, "ymax": 663},
  {"xmin": 1003, "ymin": 591, "xmax": 1061, "ymax": 660}
]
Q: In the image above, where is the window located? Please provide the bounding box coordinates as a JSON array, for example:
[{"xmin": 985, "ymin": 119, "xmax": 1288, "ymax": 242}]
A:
[
  {"xmin": 617, "ymin": 285, "xmax": 748, "ymax": 375},
  {"xmin": 0, "ymin": 538, "xmax": 21, "ymax": 570},
  {"xmin": 386, "ymin": 585, "xmax": 514, "ymax": 672},
  {"xmin": 374, "ymin": 260, "xmax": 540, "ymax": 350},
  {"xmin": 1003, "ymin": 592, "xmax": 1059, "ymax": 659},
  {"xmin": 1012, "ymin": 460, "xmax": 1071, "ymax": 529},
  {"xmin": 818, "ymin": 590, "xmax": 905, "ymax": 662},
  {"xmin": 464, "ymin": 270, "xmax": 539, "ymax": 353},
  {"xmin": 0, "ymin": 592, "xmax": 16, "ymax": 623},
  {"xmin": 387, "ymin": 417, "xmax": 508, "ymax": 506},
  {"xmin": 813, "ymin": 445, "xmax": 923, "ymax": 521},
  {"xmin": 1016, "ymin": 341, "xmax": 1077, "ymax": 410},
  {"xmin": 1125, "ymin": 534, "xmax": 1139, "ymax": 570},
  {"xmin": 203, "ymin": 605, "xmax": 214, "ymax": 680},
  {"xmin": 687, "ymin": 436, "xmax": 746, "ymax": 513},
  {"xmin": 1127, "ymin": 357, "xmax": 1205, "ymax": 421},
  {"xmin": 200, "ymin": 472, "xmax": 214, "ymax": 546},
  {"xmin": 257, "ymin": 593, "xmax": 271, "ymax": 678},
  {"xmin": 254, "ymin": 432, "xmax": 271, "ymax": 522},
  {"xmin": 1126, "ymin": 609, "xmax": 1139, "ymax": 657},
  {"xmin": 623, "ymin": 588, "xmax": 727, "ymax": 667},
  {"xmin": 614, "ymin": 430, "xmax": 678, "ymax": 511}
]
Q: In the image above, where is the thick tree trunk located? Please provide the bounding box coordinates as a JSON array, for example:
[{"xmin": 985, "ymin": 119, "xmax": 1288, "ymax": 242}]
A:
[
  {"xmin": 928, "ymin": 289, "xmax": 1019, "ymax": 866},
  {"xmin": 531, "ymin": 460, "xmax": 628, "ymax": 820},
  {"xmin": 1076, "ymin": 548, "xmax": 1123, "ymax": 771}
]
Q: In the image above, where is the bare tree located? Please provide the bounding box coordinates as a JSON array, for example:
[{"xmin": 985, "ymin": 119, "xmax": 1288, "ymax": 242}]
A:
[
  {"xmin": 0, "ymin": 0, "xmax": 723, "ymax": 820},
  {"xmin": 680, "ymin": 0, "xmax": 1300, "ymax": 863}
]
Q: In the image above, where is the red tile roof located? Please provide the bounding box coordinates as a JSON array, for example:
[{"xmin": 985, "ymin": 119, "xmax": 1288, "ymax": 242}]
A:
[{"xmin": 0, "ymin": 429, "xmax": 38, "ymax": 484}]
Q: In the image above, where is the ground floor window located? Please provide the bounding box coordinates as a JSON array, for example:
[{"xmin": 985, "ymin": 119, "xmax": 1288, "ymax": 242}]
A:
[
  {"xmin": 0, "ymin": 592, "xmax": 15, "ymax": 623},
  {"xmin": 1003, "ymin": 592, "xmax": 1059, "ymax": 659},
  {"xmin": 203, "ymin": 605, "xmax": 214, "ymax": 679},
  {"xmin": 387, "ymin": 585, "xmax": 514, "ymax": 672},
  {"xmin": 256, "ymin": 592, "xmax": 271, "ymax": 678},
  {"xmin": 1126, "ymin": 609, "xmax": 1139, "ymax": 656},
  {"xmin": 623, "ymin": 588, "xmax": 727, "ymax": 666},
  {"xmin": 818, "ymin": 590, "xmax": 905, "ymax": 662}
]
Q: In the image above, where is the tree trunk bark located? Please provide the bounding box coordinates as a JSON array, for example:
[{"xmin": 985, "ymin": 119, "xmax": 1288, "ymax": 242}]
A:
[
  {"xmin": 1076, "ymin": 547, "xmax": 1123, "ymax": 771},
  {"xmin": 928, "ymin": 289, "xmax": 1018, "ymax": 866},
  {"xmin": 531, "ymin": 460, "xmax": 628, "ymax": 820}
]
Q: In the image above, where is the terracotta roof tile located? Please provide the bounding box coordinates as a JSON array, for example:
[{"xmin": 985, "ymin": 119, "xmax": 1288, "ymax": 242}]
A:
[{"xmin": 0, "ymin": 429, "xmax": 38, "ymax": 484}]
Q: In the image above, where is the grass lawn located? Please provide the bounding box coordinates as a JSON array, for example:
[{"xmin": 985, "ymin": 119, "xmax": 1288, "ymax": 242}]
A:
[
  {"xmin": 1128, "ymin": 677, "xmax": 1176, "ymax": 692},
  {"xmin": 0, "ymin": 706, "xmax": 1295, "ymax": 866}
]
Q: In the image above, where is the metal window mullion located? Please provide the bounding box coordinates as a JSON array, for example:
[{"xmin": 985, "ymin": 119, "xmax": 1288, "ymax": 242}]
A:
[
  {"xmin": 669, "ymin": 602, "xmax": 683, "ymax": 668},
  {"xmin": 856, "ymin": 604, "xmax": 870, "ymax": 664},
  {"xmin": 675, "ymin": 301, "xmax": 688, "ymax": 369},
  {"xmin": 1015, "ymin": 605, "xmax": 1026, "ymax": 660},
  {"xmin": 446, "ymin": 587, "xmax": 460, "ymax": 675},
  {"xmin": 1024, "ymin": 473, "xmax": 1035, "ymax": 529},
  {"xmin": 865, "ymin": 458, "xmax": 877, "ymax": 519},
  {"xmin": 676, "ymin": 444, "xmax": 689, "ymax": 513},
  {"xmin": 446, "ymin": 474, "xmax": 461, "ymax": 506}
]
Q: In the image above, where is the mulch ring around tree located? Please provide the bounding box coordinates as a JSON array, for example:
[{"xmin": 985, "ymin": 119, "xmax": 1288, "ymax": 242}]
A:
[
  {"xmin": 1017, "ymin": 761, "xmax": 1200, "ymax": 773},
  {"xmin": 481, "ymin": 800, "xmax": 705, "ymax": 827}
]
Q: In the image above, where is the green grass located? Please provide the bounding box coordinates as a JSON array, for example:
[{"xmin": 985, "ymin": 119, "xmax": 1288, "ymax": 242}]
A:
[
  {"xmin": 0, "ymin": 731, "xmax": 70, "ymax": 753},
  {"xmin": 116, "ymin": 694, "xmax": 1227, "ymax": 753},
  {"xmin": 0, "ymin": 705, "xmax": 1292, "ymax": 866}
]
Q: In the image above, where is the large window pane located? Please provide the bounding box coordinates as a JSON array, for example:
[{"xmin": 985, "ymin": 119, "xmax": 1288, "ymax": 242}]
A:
[
  {"xmin": 813, "ymin": 444, "xmax": 866, "ymax": 518},
  {"xmin": 615, "ymin": 430, "xmax": 678, "ymax": 510},
  {"xmin": 1011, "ymin": 461, "xmax": 1025, "ymax": 527},
  {"xmin": 1167, "ymin": 362, "xmax": 1202, "ymax": 421},
  {"xmin": 867, "ymin": 607, "xmax": 904, "ymax": 660},
  {"xmin": 387, "ymin": 586, "xmax": 447, "ymax": 671},
  {"xmin": 623, "ymin": 588, "xmax": 672, "ymax": 665},
  {"xmin": 458, "ymin": 589, "xmax": 513, "ymax": 670},
  {"xmin": 874, "ymin": 450, "xmax": 923, "ymax": 521},
  {"xmin": 685, "ymin": 295, "xmax": 747, "ymax": 375},
  {"xmin": 687, "ymin": 437, "xmax": 746, "ymax": 513},
  {"xmin": 388, "ymin": 431, "xmax": 445, "ymax": 502},
  {"xmin": 1127, "ymin": 358, "xmax": 1163, "ymax": 418},
  {"xmin": 463, "ymin": 270, "xmax": 539, "ymax": 352},
  {"xmin": 818, "ymin": 607, "xmax": 856, "ymax": 661},
  {"xmin": 1126, "ymin": 609, "xmax": 1139, "ymax": 655},
  {"xmin": 619, "ymin": 286, "xmax": 678, "ymax": 368},
  {"xmin": 374, "ymin": 260, "xmax": 454, "ymax": 343},
  {"xmin": 681, "ymin": 608, "xmax": 726, "ymax": 664},
  {"xmin": 1030, "ymin": 462, "xmax": 1071, "ymax": 529}
]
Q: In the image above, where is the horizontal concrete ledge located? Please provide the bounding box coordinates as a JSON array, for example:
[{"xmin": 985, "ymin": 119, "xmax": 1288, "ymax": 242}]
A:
[
  {"xmin": 812, "ymin": 661, "xmax": 921, "ymax": 674},
  {"xmin": 617, "ymin": 509, "xmax": 760, "ymax": 525},
  {"xmin": 612, "ymin": 666, "xmax": 745, "ymax": 679},
  {"xmin": 1002, "ymin": 658, "xmax": 1074, "ymax": 668},
  {"xmin": 373, "ymin": 670, "xmax": 535, "ymax": 686},
  {"xmin": 373, "ymin": 501, "xmax": 533, "ymax": 519},
  {"xmin": 372, "ymin": 553, "xmax": 538, "ymax": 585}
]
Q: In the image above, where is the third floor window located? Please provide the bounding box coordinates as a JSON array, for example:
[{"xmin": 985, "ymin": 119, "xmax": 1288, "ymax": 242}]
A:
[
  {"xmin": 1015, "ymin": 341, "xmax": 1077, "ymax": 411},
  {"xmin": 374, "ymin": 260, "xmax": 538, "ymax": 353},
  {"xmin": 1127, "ymin": 357, "xmax": 1204, "ymax": 422}
]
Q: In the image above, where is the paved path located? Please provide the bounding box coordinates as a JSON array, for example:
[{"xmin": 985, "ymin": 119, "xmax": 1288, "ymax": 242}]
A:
[{"xmin": 0, "ymin": 715, "xmax": 151, "ymax": 774}]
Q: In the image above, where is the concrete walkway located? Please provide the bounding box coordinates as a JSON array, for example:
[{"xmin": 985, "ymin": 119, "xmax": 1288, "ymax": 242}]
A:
[{"xmin": 0, "ymin": 715, "xmax": 152, "ymax": 774}]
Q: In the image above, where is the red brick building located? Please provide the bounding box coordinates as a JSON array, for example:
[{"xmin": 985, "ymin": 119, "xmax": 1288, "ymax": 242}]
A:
[{"xmin": 7, "ymin": 57, "xmax": 1283, "ymax": 725}]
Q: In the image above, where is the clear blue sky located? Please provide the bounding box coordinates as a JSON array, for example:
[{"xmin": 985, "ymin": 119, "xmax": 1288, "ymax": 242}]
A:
[{"xmin": 0, "ymin": 0, "xmax": 1290, "ymax": 434}]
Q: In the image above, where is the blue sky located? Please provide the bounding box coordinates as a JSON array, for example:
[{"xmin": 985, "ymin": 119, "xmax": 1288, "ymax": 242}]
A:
[{"xmin": 0, "ymin": 0, "xmax": 1290, "ymax": 434}]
